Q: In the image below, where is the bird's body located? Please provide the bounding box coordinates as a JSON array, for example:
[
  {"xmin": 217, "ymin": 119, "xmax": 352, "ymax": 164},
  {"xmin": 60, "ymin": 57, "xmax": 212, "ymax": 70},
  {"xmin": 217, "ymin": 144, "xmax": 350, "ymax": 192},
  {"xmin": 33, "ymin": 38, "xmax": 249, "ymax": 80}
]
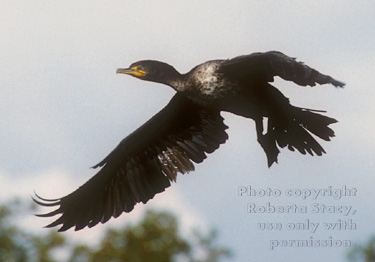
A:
[
  {"xmin": 176, "ymin": 60, "xmax": 236, "ymax": 98},
  {"xmin": 181, "ymin": 59, "xmax": 268, "ymax": 115},
  {"xmin": 35, "ymin": 51, "xmax": 344, "ymax": 231}
]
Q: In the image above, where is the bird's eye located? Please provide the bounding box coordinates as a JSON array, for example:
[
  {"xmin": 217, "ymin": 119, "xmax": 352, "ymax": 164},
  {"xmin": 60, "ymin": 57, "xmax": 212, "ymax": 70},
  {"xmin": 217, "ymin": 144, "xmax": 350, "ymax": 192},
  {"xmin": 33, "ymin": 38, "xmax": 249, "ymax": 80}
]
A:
[{"xmin": 137, "ymin": 66, "xmax": 142, "ymax": 70}]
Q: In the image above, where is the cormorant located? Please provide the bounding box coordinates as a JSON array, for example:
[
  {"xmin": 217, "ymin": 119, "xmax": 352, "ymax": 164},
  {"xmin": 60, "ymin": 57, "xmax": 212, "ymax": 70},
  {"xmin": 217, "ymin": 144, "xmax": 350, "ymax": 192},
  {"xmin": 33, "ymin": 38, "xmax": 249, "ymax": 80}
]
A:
[{"xmin": 34, "ymin": 51, "xmax": 344, "ymax": 231}]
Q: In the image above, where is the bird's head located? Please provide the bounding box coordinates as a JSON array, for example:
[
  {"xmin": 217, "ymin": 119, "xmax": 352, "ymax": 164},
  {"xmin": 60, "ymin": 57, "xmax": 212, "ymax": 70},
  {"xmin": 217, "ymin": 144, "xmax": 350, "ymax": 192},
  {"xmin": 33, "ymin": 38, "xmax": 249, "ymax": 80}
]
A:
[{"xmin": 116, "ymin": 60, "xmax": 180, "ymax": 86}]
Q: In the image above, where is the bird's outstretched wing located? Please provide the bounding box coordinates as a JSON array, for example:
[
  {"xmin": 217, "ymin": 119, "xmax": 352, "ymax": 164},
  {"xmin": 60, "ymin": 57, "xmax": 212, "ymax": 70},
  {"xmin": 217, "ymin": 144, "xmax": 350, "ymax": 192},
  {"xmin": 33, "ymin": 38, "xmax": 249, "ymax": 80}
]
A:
[
  {"xmin": 218, "ymin": 51, "xmax": 345, "ymax": 87},
  {"xmin": 34, "ymin": 93, "xmax": 228, "ymax": 231}
]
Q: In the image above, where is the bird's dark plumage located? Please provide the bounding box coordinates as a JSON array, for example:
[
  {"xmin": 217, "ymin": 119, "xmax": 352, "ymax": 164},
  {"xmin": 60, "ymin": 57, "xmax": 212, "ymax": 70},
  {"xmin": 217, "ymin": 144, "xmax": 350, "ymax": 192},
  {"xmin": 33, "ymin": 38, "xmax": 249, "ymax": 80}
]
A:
[{"xmin": 34, "ymin": 51, "xmax": 344, "ymax": 231}]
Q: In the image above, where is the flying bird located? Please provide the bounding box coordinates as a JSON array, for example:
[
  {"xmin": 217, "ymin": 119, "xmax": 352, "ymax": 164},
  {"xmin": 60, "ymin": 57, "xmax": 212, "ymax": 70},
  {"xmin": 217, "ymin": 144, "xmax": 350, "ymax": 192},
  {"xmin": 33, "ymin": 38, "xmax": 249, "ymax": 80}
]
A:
[{"xmin": 34, "ymin": 51, "xmax": 344, "ymax": 231}]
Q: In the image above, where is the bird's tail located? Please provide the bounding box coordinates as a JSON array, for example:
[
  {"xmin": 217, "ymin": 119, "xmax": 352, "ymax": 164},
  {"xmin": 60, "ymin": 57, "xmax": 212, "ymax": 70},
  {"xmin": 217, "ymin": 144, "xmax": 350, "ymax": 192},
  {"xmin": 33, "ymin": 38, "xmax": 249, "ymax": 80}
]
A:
[{"xmin": 259, "ymin": 106, "xmax": 337, "ymax": 167}]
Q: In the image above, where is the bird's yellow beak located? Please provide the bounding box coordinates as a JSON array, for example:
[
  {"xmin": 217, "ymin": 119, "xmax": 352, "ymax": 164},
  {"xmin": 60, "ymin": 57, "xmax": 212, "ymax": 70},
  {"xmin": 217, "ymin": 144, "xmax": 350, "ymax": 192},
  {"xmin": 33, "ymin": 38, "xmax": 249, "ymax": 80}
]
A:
[{"xmin": 116, "ymin": 66, "xmax": 146, "ymax": 78}]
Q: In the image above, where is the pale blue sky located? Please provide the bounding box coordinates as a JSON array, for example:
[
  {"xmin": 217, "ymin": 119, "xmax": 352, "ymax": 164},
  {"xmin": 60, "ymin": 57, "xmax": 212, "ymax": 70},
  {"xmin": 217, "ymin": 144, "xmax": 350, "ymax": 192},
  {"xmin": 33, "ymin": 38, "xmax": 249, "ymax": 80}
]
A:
[{"xmin": 1, "ymin": 1, "xmax": 375, "ymax": 261}]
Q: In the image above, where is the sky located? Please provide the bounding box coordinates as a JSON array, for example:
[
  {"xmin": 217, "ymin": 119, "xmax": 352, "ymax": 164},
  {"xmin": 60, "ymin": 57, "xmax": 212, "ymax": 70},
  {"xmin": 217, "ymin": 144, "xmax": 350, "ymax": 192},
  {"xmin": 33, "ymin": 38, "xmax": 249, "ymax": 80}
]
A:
[{"xmin": 1, "ymin": 1, "xmax": 375, "ymax": 261}]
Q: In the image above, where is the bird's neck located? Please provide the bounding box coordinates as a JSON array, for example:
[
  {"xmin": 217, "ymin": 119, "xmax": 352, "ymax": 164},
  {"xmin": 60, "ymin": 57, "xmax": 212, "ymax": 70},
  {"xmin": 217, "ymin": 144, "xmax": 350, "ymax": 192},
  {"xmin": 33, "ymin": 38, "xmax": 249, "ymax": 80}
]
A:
[{"xmin": 162, "ymin": 70, "xmax": 189, "ymax": 93}]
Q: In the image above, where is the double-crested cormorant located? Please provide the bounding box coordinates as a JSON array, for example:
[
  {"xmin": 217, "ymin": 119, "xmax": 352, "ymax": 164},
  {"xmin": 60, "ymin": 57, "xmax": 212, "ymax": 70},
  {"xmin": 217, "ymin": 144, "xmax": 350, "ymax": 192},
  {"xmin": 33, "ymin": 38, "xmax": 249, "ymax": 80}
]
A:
[{"xmin": 34, "ymin": 51, "xmax": 344, "ymax": 231}]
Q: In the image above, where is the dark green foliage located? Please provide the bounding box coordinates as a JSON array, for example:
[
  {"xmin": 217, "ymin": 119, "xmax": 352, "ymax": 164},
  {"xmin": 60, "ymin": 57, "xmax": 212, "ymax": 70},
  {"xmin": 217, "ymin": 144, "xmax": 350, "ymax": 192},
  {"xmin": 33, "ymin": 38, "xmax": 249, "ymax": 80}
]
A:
[
  {"xmin": 72, "ymin": 210, "xmax": 190, "ymax": 262},
  {"xmin": 0, "ymin": 199, "xmax": 232, "ymax": 262},
  {"xmin": 0, "ymin": 199, "xmax": 65, "ymax": 262},
  {"xmin": 348, "ymin": 236, "xmax": 375, "ymax": 262}
]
